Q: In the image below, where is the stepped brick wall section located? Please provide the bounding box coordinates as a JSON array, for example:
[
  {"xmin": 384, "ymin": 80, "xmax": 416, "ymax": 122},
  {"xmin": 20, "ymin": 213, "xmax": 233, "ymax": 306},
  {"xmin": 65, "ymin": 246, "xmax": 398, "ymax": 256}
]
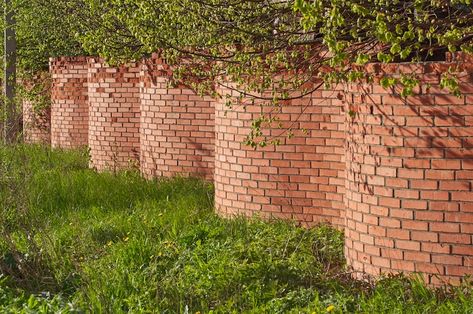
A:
[
  {"xmin": 345, "ymin": 61, "xmax": 473, "ymax": 285},
  {"xmin": 50, "ymin": 57, "xmax": 89, "ymax": 148},
  {"xmin": 88, "ymin": 58, "xmax": 141, "ymax": 172},
  {"xmin": 23, "ymin": 99, "xmax": 50, "ymax": 145},
  {"xmin": 140, "ymin": 56, "xmax": 215, "ymax": 180},
  {"xmin": 214, "ymin": 82, "xmax": 346, "ymax": 227}
]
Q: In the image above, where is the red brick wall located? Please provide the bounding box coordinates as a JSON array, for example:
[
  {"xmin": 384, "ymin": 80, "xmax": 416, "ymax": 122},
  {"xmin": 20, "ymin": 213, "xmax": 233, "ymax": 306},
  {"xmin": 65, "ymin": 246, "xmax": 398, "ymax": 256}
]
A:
[
  {"xmin": 345, "ymin": 61, "xmax": 473, "ymax": 285},
  {"xmin": 140, "ymin": 56, "xmax": 215, "ymax": 180},
  {"xmin": 47, "ymin": 54, "xmax": 473, "ymax": 283},
  {"xmin": 214, "ymin": 82, "xmax": 346, "ymax": 227},
  {"xmin": 50, "ymin": 57, "xmax": 89, "ymax": 148},
  {"xmin": 88, "ymin": 58, "xmax": 141, "ymax": 172},
  {"xmin": 23, "ymin": 99, "xmax": 50, "ymax": 145}
]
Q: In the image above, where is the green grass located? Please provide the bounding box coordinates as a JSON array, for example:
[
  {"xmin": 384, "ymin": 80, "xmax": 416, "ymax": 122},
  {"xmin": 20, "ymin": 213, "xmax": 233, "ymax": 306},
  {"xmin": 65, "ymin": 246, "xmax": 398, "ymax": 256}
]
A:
[{"xmin": 0, "ymin": 144, "xmax": 473, "ymax": 313}]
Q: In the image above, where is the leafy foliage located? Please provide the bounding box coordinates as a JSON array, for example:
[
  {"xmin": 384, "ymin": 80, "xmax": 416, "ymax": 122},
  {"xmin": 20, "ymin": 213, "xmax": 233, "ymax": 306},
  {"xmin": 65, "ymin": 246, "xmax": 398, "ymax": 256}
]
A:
[
  {"xmin": 10, "ymin": 1, "xmax": 472, "ymax": 85},
  {"xmin": 3, "ymin": 1, "xmax": 473, "ymax": 141},
  {"xmin": 76, "ymin": 0, "xmax": 473, "ymax": 146},
  {"xmin": 0, "ymin": 1, "xmax": 86, "ymax": 73}
]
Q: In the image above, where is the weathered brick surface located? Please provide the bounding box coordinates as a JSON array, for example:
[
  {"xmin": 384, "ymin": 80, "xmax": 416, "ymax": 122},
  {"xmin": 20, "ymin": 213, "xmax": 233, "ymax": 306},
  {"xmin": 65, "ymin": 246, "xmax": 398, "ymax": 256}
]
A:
[
  {"xmin": 23, "ymin": 99, "xmax": 50, "ymax": 145},
  {"xmin": 345, "ymin": 62, "xmax": 473, "ymax": 285},
  {"xmin": 50, "ymin": 57, "xmax": 88, "ymax": 148},
  {"xmin": 214, "ymin": 82, "xmax": 346, "ymax": 227},
  {"xmin": 88, "ymin": 58, "xmax": 141, "ymax": 172},
  {"xmin": 140, "ymin": 56, "xmax": 215, "ymax": 180}
]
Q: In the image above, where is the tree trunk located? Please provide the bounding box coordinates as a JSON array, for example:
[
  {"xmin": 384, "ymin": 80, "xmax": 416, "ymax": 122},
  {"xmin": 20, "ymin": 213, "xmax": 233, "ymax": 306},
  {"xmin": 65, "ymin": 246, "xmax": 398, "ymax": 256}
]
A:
[{"xmin": 4, "ymin": 0, "xmax": 17, "ymax": 144}]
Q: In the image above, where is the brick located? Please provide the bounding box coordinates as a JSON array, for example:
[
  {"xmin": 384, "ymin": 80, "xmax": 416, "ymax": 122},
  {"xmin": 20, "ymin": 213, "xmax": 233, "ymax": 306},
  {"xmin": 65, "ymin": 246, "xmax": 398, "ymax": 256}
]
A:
[
  {"xmin": 386, "ymin": 178, "xmax": 408, "ymax": 188},
  {"xmin": 452, "ymin": 192, "xmax": 473, "ymax": 201},
  {"xmin": 379, "ymin": 197, "xmax": 401, "ymax": 208},
  {"xmin": 403, "ymin": 159, "xmax": 430, "ymax": 169},
  {"xmin": 395, "ymin": 190, "xmax": 419, "ymax": 199},
  {"xmin": 421, "ymin": 243, "xmax": 450, "ymax": 254},
  {"xmin": 457, "ymin": 171, "xmax": 473, "ymax": 179},
  {"xmin": 445, "ymin": 213, "xmax": 473, "ymax": 223},
  {"xmin": 431, "ymin": 160, "xmax": 461, "ymax": 170},
  {"xmin": 446, "ymin": 266, "xmax": 473, "ymax": 277},
  {"xmin": 396, "ymin": 240, "xmax": 420, "ymax": 251},
  {"xmin": 368, "ymin": 225, "xmax": 386, "ymax": 237},
  {"xmin": 372, "ymin": 256, "xmax": 391, "ymax": 268},
  {"xmin": 390, "ymin": 209, "xmax": 414, "ymax": 219},
  {"xmin": 430, "ymin": 222, "xmax": 459, "ymax": 233},
  {"xmin": 410, "ymin": 179, "xmax": 438, "ymax": 190},
  {"xmin": 387, "ymin": 228, "xmax": 410, "ymax": 240},
  {"xmin": 435, "ymin": 94, "xmax": 465, "ymax": 105},
  {"xmin": 416, "ymin": 263, "xmax": 444, "ymax": 274},
  {"xmin": 411, "ymin": 231, "xmax": 439, "ymax": 242},
  {"xmin": 398, "ymin": 168, "xmax": 424, "ymax": 179},
  {"xmin": 376, "ymin": 167, "xmax": 397, "ymax": 177},
  {"xmin": 439, "ymin": 233, "xmax": 471, "ymax": 244},
  {"xmin": 415, "ymin": 149, "xmax": 444, "ymax": 159},
  {"xmin": 404, "ymin": 137, "xmax": 431, "ymax": 148},
  {"xmin": 404, "ymin": 251, "xmax": 431, "ymax": 262},
  {"xmin": 452, "ymin": 246, "xmax": 473, "ymax": 256},
  {"xmin": 439, "ymin": 181, "xmax": 470, "ymax": 191},
  {"xmin": 402, "ymin": 220, "xmax": 428, "ymax": 231},
  {"xmin": 420, "ymin": 191, "xmax": 449, "ymax": 201},
  {"xmin": 381, "ymin": 248, "xmax": 403, "ymax": 259},
  {"xmin": 391, "ymin": 260, "xmax": 416, "ymax": 272},
  {"xmin": 431, "ymin": 255, "xmax": 462, "ymax": 265},
  {"xmin": 379, "ymin": 218, "xmax": 401, "ymax": 228},
  {"xmin": 402, "ymin": 199, "xmax": 428, "ymax": 210}
]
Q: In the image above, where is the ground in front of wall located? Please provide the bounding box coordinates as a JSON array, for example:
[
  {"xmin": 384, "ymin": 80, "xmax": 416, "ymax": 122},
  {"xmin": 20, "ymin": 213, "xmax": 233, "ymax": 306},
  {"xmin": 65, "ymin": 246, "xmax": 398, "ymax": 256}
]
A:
[{"xmin": 0, "ymin": 144, "xmax": 472, "ymax": 313}]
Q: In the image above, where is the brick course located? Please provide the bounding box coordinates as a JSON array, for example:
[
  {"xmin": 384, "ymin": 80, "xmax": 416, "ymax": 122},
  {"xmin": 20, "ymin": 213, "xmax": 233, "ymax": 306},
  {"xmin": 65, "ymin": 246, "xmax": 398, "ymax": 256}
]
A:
[
  {"xmin": 140, "ymin": 56, "xmax": 215, "ymax": 180},
  {"xmin": 88, "ymin": 58, "xmax": 141, "ymax": 172}
]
